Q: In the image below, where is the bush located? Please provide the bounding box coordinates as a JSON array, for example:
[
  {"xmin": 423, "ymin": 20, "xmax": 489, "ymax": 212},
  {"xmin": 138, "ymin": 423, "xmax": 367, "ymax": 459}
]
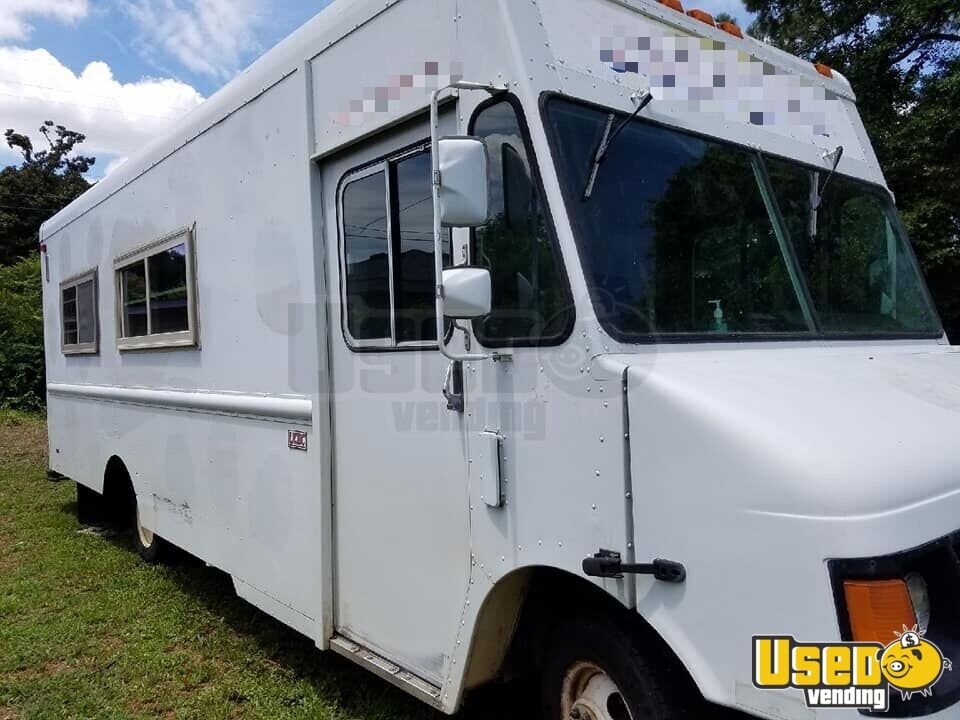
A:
[{"xmin": 0, "ymin": 256, "xmax": 45, "ymax": 411}]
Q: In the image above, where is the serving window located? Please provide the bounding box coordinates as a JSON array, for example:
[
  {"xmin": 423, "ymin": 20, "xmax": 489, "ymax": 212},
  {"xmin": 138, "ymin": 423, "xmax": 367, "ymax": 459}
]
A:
[
  {"xmin": 114, "ymin": 226, "xmax": 198, "ymax": 351},
  {"xmin": 61, "ymin": 269, "xmax": 99, "ymax": 355}
]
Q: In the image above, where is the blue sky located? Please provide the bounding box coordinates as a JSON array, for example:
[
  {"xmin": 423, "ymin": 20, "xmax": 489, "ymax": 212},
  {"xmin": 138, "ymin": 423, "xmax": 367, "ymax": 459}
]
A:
[{"xmin": 0, "ymin": 0, "xmax": 753, "ymax": 179}]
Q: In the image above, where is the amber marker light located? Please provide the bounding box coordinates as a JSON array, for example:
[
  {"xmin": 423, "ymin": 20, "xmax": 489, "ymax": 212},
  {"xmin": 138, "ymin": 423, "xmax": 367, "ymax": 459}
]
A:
[
  {"xmin": 658, "ymin": 0, "xmax": 685, "ymax": 12},
  {"xmin": 718, "ymin": 21, "xmax": 744, "ymax": 38},
  {"xmin": 844, "ymin": 579, "xmax": 918, "ymax": 646},
  {"xmin": 815, "ymin": 62, "xmax": 835, "ymax": 78}
]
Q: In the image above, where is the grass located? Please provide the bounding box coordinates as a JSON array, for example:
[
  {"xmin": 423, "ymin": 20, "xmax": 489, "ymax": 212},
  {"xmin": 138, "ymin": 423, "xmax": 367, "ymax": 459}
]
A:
[{"xmin": 0, "ymin": 412, "xmax": 517, "ymax": 720}]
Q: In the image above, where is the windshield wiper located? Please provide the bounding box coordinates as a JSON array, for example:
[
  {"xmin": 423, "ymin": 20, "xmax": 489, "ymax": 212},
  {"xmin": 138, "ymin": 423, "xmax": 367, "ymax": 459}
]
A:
[
  {"xmin": 583, "ymin": 91, "xmax": 654, "ymax": 200},
  {"xmin": 814, "ymin": 145, "xmax": 844, "ymax": 209}
]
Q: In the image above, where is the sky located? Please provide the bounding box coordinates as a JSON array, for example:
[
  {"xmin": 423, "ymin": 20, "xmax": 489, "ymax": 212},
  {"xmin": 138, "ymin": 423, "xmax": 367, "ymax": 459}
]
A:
[{"xmin": 0, "ymin": 0, "xmax": 754, "ymax": 181}]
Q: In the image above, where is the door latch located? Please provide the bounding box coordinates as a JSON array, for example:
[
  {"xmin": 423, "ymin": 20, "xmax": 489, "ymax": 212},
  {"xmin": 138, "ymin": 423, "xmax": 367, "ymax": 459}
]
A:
[
  {"xmin": 582, "ymin": 550, "xmax": 686, "ymax": 584},
  {"xmin": 442, "ymin": 360, "xmax": 464, "ymax": 413}
]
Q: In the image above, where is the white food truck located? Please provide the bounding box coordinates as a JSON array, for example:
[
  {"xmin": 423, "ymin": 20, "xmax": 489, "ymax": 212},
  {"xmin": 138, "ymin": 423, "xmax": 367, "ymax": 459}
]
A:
[{"xmin": 41, "ymin": 0, "xmax": 960, "ymax": 718}]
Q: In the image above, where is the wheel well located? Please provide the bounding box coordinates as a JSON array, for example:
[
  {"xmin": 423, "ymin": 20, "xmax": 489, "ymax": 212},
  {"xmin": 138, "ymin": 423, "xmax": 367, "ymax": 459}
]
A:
[
  {"xmin": 462, "ymin": 567, "xmax": 701, "ymax": 701},
  {"xmin": 102, "ymin": 455, "xmax": 135, "ymax": 524}
]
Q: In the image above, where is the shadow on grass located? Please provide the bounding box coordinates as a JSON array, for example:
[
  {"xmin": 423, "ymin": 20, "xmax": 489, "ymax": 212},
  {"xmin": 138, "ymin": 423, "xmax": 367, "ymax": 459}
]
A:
[{"xmin": 61, "ymin": 503, "xmax": 538, "ymax": 719}]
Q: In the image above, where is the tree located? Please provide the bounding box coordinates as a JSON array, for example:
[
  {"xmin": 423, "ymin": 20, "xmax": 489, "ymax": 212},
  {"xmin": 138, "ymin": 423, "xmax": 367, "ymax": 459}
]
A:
[
  {"xmin": 0, "ymin": 121, "xmax": 95, "ymax": 265},
  {"xmin": 744, "ymin": 0, "xmax": 960, "ymax": 341},
  {"xmin": 0, "ymin": 255, "xmax": 44, "ymax": 411}
]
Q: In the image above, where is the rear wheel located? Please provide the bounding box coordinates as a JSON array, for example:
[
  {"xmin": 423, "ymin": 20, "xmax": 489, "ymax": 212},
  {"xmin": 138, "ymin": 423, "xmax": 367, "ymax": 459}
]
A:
[
  {"xmin": 542, "ymin": 615, "xmax": 691, "ymax": 720},
  {"xmin": 131, "ymin": 496, "xmax": 167, "ymax": 564}
]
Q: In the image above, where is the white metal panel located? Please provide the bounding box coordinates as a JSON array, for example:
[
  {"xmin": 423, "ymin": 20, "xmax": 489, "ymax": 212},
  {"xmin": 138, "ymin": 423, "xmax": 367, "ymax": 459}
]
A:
[
  {"xmin": 310, "ymin": 0, "xmax": 459, "ymax": 158},
  {"xmin": 616, "ymin": 344, "xmax": 960, "ymax": 709},
  {"xmin": 43, "ymin": 69, "xmax": 328, "ymax": 643}
]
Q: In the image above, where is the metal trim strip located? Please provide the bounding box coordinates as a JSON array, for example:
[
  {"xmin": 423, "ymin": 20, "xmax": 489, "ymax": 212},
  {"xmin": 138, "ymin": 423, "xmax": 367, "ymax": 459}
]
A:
[{"xmin": 47, "ymin": 383, "xmax": 312, "ymax": 424}]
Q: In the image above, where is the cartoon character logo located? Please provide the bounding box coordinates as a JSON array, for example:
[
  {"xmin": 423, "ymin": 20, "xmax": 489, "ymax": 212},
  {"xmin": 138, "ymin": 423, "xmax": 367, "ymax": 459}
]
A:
[{"xmin": 881, "ymin": 628, "xmax": 953, "ymax": 700}]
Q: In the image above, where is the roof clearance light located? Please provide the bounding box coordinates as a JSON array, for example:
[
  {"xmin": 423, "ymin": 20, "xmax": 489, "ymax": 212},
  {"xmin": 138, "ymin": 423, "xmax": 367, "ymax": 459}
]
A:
[
  {"xmin": 658, "ymin": 0, "xmax": 685, "ymax": 11},
  {"xmin": 815, "ymin": 62, "xmax": 835, "ymax": 78},
  {"xmin": 718, "ymin": 21, "xmax": 744, "ymax": 38},
  {"xmin": 686, "ymin": 9, "xmax": 717, "ymax": 27},
  {"xmin": 843, "ymin": 579, "xmax": 918, "ymax": 646}
]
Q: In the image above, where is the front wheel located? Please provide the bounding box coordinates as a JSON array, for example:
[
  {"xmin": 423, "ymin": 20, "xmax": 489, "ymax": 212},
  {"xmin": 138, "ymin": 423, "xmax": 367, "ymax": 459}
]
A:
[{"xmin": 542, "ymin": 616, "xmax": 691, "ymax": 720}]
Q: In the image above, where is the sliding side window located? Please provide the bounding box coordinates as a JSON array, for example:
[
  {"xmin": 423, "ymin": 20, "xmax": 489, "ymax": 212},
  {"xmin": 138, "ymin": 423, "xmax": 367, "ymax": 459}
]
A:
[
  {"xmin": 115, "ymin": 227, "xmax": 198, "ymax": 351},
  {"xmin": 61, "ymin": 269, "xmax": 98, "ymax": 355},
  {"xmin": 340, "ymin": 145, "xmax": 450, "ymax": 349}
]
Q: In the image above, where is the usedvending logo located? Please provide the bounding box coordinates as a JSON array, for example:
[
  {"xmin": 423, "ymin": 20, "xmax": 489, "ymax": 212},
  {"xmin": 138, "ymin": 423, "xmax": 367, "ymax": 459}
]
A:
[{"xmin": 754, "ymin": 628, "xmax": 953, "ymax": 711}]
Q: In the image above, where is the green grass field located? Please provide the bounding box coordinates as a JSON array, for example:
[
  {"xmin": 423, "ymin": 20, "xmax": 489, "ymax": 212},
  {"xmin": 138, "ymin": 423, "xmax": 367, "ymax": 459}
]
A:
[{"xmin": 0, "ymin": 412, "xmax": 515, "ymax": 720}]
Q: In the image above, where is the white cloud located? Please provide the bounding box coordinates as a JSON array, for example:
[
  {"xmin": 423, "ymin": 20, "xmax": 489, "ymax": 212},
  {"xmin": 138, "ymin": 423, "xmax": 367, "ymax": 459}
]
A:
[
  {"xmin": 0, "ymin": 47, "xmax": 203, "ymax": 172},
  {"xmin": 121, "ymin": 0, "xmax": 265, "ymax": 81},
  {"xmin": 0, "ymin": 0, "xmax": 89, "ymax": 41}
]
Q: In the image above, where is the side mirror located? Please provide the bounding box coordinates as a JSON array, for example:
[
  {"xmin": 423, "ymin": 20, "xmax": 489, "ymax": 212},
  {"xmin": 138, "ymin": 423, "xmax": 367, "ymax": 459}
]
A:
[
  {"xmin": 442, "ymin": 267, "xmax": 491, "ymax": 319},
  {"xmin": 438, "ymin": 137, "xmax": 489, "ymax": 227}
]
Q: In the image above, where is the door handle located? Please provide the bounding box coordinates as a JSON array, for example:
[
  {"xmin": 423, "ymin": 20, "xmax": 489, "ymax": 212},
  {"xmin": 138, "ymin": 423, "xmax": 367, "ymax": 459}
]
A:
[
  {"xmin": 478, "ymin": 430, "xmax": 505, "ymax": 508},
  {"xmin": 583, "ymin": 550, "xmax": 686, "ymax": 584}
]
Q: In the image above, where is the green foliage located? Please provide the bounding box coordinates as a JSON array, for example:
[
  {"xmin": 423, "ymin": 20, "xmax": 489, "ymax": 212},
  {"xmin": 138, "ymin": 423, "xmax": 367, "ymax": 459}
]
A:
[
  {"xmin": 744, "ymin": 0, "xmax": 960, "ymax": 341},
  {"xmin": 0, "ymin": 122, "xmax": 93, "ymax": 410},
  {"xmin": 1, "ymin": 121, "xmax": 93, "ymax": 266},
  {"xmin": 0, "ymin": 256, "xmax": 45, "ymax": 411}
]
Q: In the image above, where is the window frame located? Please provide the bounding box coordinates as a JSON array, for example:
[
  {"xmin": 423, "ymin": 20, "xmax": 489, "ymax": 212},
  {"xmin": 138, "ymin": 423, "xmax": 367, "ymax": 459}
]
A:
[
  {"xmin": 113, "ymin": 225, "xmax": 199, "ymax": 352},
  {"xmin": 467, "ymin": 92, "xmax": 576, "ymax": 349},
  {"xmin": 337, "ymin": 139, "xmax": 450, "ymax": 353},
  {"xmin": 60, "ymin": 267, "xmax": 99, "ymax": 355},
  {"xmin": 540, "ymin": 91, "xmax": 944, "ymax": 344}
]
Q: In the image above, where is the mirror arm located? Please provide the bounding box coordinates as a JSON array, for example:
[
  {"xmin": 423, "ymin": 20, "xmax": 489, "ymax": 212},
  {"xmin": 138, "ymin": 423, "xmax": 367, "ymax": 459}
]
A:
[{"xmin": 430, "ymin": 83, "xmax": 505, "ymax": 363}]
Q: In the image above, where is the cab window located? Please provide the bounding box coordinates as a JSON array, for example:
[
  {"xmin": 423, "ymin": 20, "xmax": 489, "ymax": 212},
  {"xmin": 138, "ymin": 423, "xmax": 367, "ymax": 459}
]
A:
[{"xmin": 470, "ymin": 98, "xmax": 573, "ymax": 347}]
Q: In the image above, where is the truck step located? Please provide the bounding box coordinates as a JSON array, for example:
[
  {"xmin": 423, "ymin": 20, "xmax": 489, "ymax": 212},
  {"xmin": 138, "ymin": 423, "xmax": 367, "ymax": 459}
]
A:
[{"xmin": 329, "ymin": 634, "xmax": 443, "ymax": 708}]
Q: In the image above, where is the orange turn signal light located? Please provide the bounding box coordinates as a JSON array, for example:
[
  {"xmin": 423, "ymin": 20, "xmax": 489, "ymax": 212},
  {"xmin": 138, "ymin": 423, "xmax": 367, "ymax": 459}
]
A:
[
  {"xmin": 686, "ymin": 9, "xmax": 716, "ymax": 26},
  {"xmin": 718, "ymin": 21, "xmax": 744, "ymax": 38},
  {"xmin": 815, "ymin": 62, "xmax": 834, "ymax": 78},
  {"xmin": 844, "ymin": 580, "xmax": 917, "ymax": 646},
  {"xmin": 658, "ymin": 0, "xmax": 685, "ymax": 11}
]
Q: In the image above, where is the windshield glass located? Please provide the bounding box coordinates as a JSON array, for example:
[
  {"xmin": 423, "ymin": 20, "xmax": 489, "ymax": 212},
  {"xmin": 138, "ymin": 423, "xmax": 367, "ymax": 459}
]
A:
[
  {"xmin": 764, "ymin": 158, "xmax": 941, "ymax": 335},
  {"xmin": 545, "ymin": 97, "xmax": 942, "ymax": 341}
]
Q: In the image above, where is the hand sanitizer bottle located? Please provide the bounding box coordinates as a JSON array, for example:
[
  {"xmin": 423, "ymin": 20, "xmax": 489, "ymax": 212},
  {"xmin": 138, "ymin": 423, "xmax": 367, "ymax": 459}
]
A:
[{"xmin": 709, "ymin": 300, "xmax": 728, "ymax": 333}]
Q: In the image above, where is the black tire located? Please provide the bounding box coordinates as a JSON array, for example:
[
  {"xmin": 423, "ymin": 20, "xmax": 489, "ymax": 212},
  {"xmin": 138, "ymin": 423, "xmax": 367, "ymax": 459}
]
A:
[
  {"xmin": 542, "ymin": 615, "xmax": 693, "ymax": 720},
  {"xmin": 131, "ymin": 495, "xmax": 168, "ymax": 564}
]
